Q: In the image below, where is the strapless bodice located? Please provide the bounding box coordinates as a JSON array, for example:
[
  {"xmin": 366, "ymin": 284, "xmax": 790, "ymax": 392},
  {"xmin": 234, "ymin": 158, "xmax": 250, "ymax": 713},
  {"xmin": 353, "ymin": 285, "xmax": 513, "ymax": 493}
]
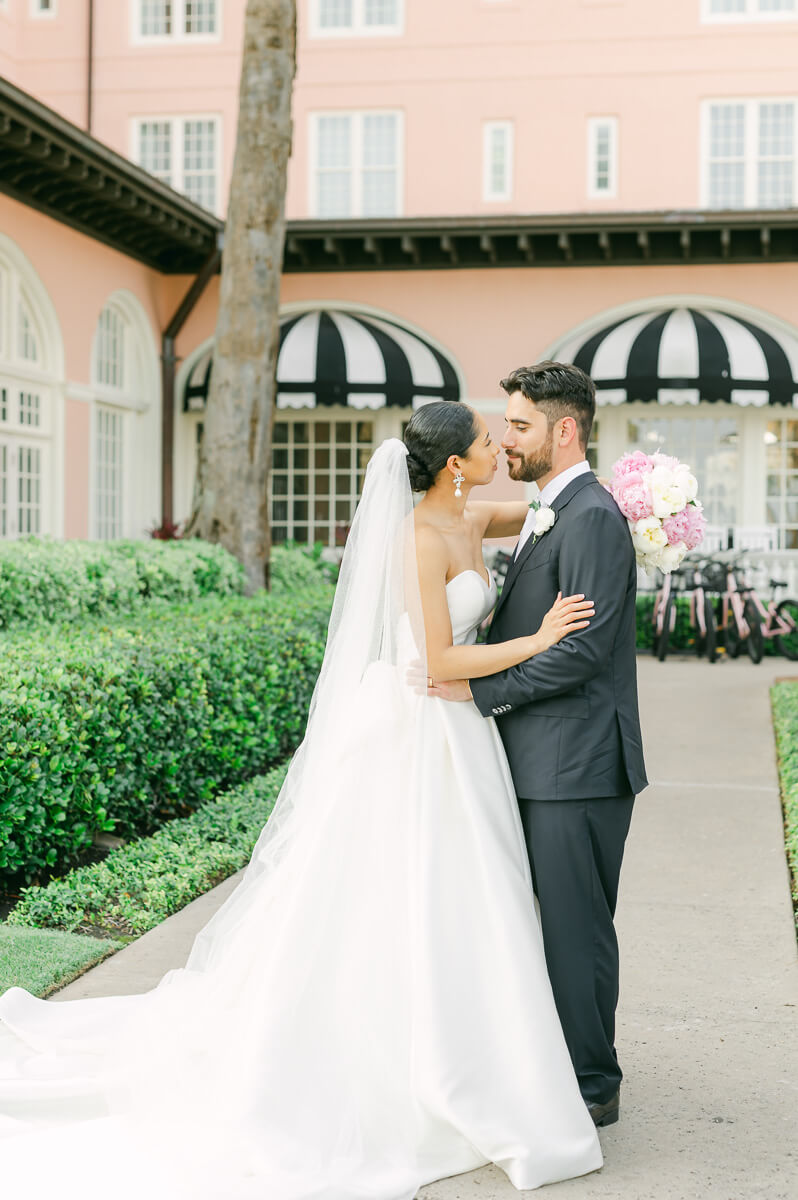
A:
[{"xmin": 446, "ymin": 569, "xmax": 498, "ymax": 645}]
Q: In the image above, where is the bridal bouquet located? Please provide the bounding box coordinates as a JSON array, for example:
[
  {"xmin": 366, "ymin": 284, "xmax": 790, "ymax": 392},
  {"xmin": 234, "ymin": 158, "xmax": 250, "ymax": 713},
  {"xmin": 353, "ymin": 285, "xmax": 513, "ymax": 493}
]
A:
[{"xmin": 608, "ymin": 450, "xmax": 706, "ymax": 573}]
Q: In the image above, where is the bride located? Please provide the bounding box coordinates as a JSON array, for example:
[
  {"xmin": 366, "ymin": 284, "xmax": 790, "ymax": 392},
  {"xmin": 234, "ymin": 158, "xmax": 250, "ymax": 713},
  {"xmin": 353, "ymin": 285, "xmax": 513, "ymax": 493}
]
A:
[{"xmin": 0, "ymin": 400, "xmax": 602, "ymax": 1199}]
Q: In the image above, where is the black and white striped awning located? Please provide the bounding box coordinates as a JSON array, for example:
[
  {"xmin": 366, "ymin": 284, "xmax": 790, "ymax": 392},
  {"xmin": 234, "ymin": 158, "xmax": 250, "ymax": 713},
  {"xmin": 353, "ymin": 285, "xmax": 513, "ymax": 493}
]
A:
[
  {"xmin": 183, "ymin": 309, "xmax": 460, "ymax": 412},
  {"xmin": 555, "ymin": 306, "xmax": 798, "ymax": 407}
]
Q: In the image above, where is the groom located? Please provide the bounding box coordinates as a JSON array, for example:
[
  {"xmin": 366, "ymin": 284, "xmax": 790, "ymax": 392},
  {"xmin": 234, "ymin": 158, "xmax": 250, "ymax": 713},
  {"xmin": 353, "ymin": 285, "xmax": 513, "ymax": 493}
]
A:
[{"xmin": 432, "ymin": 361, "xmax": 647, "ymax": 1127}]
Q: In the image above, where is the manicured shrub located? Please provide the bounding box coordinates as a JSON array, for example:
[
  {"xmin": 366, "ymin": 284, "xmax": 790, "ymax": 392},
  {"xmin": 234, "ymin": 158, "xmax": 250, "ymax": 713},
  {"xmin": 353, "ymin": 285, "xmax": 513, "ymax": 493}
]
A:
[
  {"xmin": 0, "ymin": 537, "xmax": 246, "ymax": 627},
  {"xmin": 0, "ymin": 588, "xmax": 333, "ymax": 883},
  {"xmin": 771, "ymin": 682, "xmax": 798, "ymax": 926},
  {"xmin": 8, "ymin": 765, "xmax": 289, "ymax": 936}
]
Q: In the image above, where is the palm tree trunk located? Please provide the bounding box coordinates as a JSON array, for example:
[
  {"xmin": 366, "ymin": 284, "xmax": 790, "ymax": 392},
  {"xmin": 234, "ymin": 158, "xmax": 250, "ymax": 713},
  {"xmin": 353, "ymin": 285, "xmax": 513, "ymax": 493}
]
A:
[{"xmin": 185, "ymin": 0, "xmax": 296, "ymax": 593}]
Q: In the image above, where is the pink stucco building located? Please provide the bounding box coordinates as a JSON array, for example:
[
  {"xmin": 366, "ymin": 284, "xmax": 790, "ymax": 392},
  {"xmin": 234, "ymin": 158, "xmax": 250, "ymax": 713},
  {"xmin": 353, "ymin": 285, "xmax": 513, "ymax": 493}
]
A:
[{"xmin": 1, "ymin": 0, "xmax": 798, "ymax": 575}]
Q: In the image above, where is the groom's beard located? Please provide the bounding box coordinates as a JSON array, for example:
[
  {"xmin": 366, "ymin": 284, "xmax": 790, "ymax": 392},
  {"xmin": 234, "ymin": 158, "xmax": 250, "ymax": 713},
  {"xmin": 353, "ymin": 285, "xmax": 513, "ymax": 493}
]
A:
[{"xmin": 506, "ymin": 428, "xmax": 554, "ymax": 483}]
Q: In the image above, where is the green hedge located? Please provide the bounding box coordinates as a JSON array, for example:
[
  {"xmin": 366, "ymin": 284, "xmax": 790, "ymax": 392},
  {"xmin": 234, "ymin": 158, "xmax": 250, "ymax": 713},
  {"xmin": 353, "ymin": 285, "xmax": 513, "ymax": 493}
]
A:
[
  {"xmin": 771, "ymin": 683, "xmax": 798, "ymax": 926},
  {"xmin": 0, "ymin": 537, "xmax": 248, "ymax": 627},
  {"xmin": 7, "ymin": 765, "xmax": 289, "ymax": 936},
  {"xmin": 0, "ymin": 587, "xmax": 333, "ymax": 883}
]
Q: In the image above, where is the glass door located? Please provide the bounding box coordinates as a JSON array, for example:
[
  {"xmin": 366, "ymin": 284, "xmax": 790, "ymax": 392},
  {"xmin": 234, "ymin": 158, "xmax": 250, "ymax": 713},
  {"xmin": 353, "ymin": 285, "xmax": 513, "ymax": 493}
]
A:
[{"xmin": 625, "ymin": 411, "xmax": 740, "ymax": 527}]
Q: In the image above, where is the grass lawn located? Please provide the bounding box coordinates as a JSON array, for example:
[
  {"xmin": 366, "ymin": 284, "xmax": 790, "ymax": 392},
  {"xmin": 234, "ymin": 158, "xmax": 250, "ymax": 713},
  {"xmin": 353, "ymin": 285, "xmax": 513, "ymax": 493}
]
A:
[
  {"xmin": 0, "ymin": 925, "xmax": 121, "ymax": 998},
  {"xmin": 771, "ymin": 681, "xmax": 798, "ymax": 930}
]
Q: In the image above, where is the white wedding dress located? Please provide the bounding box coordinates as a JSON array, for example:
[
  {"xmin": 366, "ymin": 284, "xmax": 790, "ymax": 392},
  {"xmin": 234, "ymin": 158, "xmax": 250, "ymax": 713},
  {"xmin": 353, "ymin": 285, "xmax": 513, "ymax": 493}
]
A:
[{"xmin": 0, "ymin": 442, "xmax": 601, "ymax": 1199}]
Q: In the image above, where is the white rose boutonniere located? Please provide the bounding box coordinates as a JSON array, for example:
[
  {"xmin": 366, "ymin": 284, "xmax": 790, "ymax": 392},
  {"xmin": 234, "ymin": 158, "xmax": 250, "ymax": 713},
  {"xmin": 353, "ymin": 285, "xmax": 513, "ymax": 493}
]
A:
[{"xmin": 529, "ymin": 500, "xmax": 556, "ymax": 544}]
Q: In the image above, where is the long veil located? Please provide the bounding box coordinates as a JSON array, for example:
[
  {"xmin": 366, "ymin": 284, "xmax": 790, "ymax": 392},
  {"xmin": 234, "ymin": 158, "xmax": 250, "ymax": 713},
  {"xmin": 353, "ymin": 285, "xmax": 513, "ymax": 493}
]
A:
[{"xmin": 0, "ymin": 437, "xmax": 431, "ymax": 1198}]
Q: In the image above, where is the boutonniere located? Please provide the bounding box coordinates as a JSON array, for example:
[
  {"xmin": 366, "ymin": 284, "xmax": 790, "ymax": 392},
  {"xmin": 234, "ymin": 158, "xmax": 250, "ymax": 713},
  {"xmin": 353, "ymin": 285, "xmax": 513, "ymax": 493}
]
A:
[{"xmin": 529, "ymin": 498, "xmax": 556, "ymax": 543}]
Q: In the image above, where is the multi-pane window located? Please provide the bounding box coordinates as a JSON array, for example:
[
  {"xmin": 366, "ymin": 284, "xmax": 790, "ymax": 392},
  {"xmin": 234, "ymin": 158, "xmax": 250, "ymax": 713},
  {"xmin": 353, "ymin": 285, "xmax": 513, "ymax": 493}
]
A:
[
  {"xmin": 18, "ymin": 392, "xmax": 41, "ymax": 427},
  {"xmin": 137, "ymin": 0, "xmax": 218, "ymax": 38},
  {"xmin": 137, "ymin": 120, "xmax": 172, "ymax": 185},
  {"xmin": 704, "ymin": 0, "xmax": 796, "ymax": 17},
  {"xmin": 135, "ymin": 116, "xmax": 220, "ymax": 212},
  {"xmin": 483, "ymin": 122, "xmax": 514, "ymax": 202},
  {"xmin": 1, "ymin": 265, "xmax": 51, "ymax": 541},
  {"xmin": 313, "ymin": 0, "xmax": 402, "ymax": 35},
  {"xmin": 95, "ymin": 407, "xmax": 124, "ymax": 540},
  {"xmin": 0, "ymin": 441, "xmax": 43, "ymax": 537},
  {"xmin": 766, "ymin": 418, "xmax": 798, "ymax": 549},
  {"xmin": 626, "ymin": 414, "xmax": 740, "ymax": 527},
  {"xmin": 185, "ymin": 0, "xmax": 217, "ymax": 33},
  {"xmin": 95, "ymin": 305, "xmax": 125, "ymax": 390},
  {"xmin": 17, "ymin": 445, "xmax": 41, "ymax": 535},
  {"xmin": 17, "ymin": 302, "xmax": 38, "ymax": 362},
  {"xmin": 270, "ymin": 417, "xmax": 374, "ymax": 546},
  {"xmin": 140, "ymin": 0, "xmax": 171, "ymax": 35},
  {"xmin": 704, "ymin": 99, "xmax": 797, "ymax": 207},
  {"xmin": 183, "ymin": 119, "xmax": 219, "ymax": 210},
  {"xmin": 588, "ymin": 117, "xmax": 618, "ymax": 199},
  {"xmin": 311, "ymin": 111, "xmax": 401, "ymax": 218}
]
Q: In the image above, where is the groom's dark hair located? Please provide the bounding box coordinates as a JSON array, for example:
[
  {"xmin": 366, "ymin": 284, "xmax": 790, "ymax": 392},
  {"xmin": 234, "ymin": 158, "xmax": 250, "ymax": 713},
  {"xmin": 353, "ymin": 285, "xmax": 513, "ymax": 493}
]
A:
[{"xmin": 500, "ymin": 362, "xmax": 596, "ymax": 450}]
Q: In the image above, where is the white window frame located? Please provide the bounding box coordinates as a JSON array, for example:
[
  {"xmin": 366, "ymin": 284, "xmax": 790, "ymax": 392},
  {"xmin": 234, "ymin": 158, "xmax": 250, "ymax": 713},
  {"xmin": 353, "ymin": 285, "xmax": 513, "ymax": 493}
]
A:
[
  {"xmin": 700, "ymin": 97, "xmax": 798, "ymax": 208},
  {"xmin": 131, "ymin": 114, "xmax": 222, "ymax": 215},
  {"xmin": 131, "ymin": 0, "xmax": 222, "ymax": 45},
  {"xmin": 587, "ymin": 116, "xmax": 618, "ymax": 200},
  {"xmin": 269, "ymin": 408, "xmax": 381, "ymax": 547},
  {"xmin": 482, "ymin": 120, "xmax": 514, "ymax": 203},
  {"xmin": 701, "ymin": 0, "xmax": 797, "ymax": 23},
  {"xmin": 308, "ymin": 109, "xmax": 404, "ymax": 219},
  {"xmin": 309, "ymin": 0, "xmax": 404, "ymax": 38},
  {"xmin": 30, "ymin": 0, "xmax": 57, "ymax": 17}
]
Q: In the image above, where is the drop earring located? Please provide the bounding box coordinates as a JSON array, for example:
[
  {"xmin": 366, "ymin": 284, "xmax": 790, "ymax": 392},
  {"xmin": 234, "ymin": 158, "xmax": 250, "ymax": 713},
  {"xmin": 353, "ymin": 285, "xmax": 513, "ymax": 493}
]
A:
[{"xmin": 453, "ymin": 472, "xmax": 465, "ymax": 498}]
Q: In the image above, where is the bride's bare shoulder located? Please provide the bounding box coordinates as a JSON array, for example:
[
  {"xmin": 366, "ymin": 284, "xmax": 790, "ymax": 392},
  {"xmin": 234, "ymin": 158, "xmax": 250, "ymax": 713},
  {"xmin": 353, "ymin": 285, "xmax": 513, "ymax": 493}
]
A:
[{"xmin": 413, "ymin": 520, "xmax": 448, "ymax": 576}]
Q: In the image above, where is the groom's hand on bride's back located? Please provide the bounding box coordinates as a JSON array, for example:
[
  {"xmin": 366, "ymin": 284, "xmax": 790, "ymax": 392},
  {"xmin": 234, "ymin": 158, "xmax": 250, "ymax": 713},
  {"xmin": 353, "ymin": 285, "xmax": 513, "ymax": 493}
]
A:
[
  {"xmin": 428, "ymin": 679, "xmax": 473, "ymax": 702},
  {"xmin": 406, "ymin": 659, "xmax": 473, "ymax": 702}
]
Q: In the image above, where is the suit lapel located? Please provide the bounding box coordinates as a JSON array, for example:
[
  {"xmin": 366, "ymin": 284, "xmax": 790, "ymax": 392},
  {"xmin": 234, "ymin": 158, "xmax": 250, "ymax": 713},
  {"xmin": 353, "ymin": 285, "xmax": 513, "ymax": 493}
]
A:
[{"xmin": 492, "ymin": 471, "xmax": 599, "ymax": 622}]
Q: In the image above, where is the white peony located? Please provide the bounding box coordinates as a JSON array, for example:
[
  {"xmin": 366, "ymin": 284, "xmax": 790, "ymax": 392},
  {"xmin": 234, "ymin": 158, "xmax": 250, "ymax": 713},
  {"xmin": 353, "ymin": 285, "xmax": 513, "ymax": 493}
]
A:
[
  {"xmin": 631, "ymin": 516, "xmax": 668, "ymax": 560},
  {"xmin": 533, "ymin": 505, "xmax": 556, "ymax": 536},
  {"xmin": 651, "ymin": 540, "xmax": 688, "ymax": 574},
  {"xmin": 673, "ymin": 464, "xmax": 698, "ymax": 503},
  {"xmin": 649, "ymin": 465, "xmax": 688, "ymax": 518}
]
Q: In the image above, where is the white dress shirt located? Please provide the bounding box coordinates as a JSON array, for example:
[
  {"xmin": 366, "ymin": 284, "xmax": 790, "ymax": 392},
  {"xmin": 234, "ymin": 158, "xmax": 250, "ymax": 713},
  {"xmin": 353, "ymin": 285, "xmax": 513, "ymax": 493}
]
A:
[{"xmin": 514, "ymin": 460, "xmax": 593, "ymax": 559}]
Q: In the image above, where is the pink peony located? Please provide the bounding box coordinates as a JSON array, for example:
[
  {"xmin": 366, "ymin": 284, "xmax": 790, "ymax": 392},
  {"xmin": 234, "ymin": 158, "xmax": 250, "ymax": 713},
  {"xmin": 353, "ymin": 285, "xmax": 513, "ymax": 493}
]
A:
[
  {"xmin": 661, "ymin": 503, "xmax": 706, "ymax": 550},
  {"xmin": 650, "ymin": 450, "xmax": 680, "ymax": 472},
  {"xmin": 611, "ymin": 470, "xmax": 654, "ymax": 522},
  {"xmin": 612, "ymin": 450, "xmax": 654, "ymax": 478}
]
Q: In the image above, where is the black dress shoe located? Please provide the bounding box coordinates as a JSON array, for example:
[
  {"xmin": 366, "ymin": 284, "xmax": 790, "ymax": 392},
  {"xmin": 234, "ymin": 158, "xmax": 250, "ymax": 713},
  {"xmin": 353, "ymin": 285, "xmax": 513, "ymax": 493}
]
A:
[{"xmin": 587, "ymin": 1091, "xmax": 620, "ymax": 1127}]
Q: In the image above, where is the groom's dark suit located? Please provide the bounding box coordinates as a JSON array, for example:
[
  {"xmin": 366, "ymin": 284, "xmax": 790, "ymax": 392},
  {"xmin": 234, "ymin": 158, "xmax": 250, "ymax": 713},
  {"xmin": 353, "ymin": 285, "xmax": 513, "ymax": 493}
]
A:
[{"xmin": 470, "ymin": 470, "xmax": 647, "ymax": 1106}]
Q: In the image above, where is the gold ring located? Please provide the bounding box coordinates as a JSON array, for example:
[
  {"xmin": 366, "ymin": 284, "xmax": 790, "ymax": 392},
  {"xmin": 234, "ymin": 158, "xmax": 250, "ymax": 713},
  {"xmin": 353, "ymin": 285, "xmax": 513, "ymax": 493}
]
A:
[{"xmin": 428, "ymin": 676, "xmax": 433, "ymax": 688}]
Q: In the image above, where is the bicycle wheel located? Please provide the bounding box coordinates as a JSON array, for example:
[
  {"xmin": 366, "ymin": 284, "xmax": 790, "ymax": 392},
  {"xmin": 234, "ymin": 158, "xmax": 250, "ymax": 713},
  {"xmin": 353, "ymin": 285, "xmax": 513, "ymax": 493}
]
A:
[
  {"xmin": 745, "ymin": 600, "xmax": 764, "ymax": 664},
  {"xmin": 724, "ymin": 604, "xmax": 742, "ymax": 658},
  {"xmin": 703, "ymin": 595, "xmax": 718, "ymax": 664},
  {"xmin": 657, "ymin": 595, "xmax": 674, "ymax": 662},
  {"xmin": 775, "ymin": 598, "xmax": 798, "ymax": 660}
]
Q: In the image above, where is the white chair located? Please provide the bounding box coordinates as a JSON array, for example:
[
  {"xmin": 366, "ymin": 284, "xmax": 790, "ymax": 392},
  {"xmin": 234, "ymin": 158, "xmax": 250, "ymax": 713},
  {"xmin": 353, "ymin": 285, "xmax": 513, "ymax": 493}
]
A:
[{"xmin": 732, "ymin": 526, "xmax": 778, "ymax": 553}]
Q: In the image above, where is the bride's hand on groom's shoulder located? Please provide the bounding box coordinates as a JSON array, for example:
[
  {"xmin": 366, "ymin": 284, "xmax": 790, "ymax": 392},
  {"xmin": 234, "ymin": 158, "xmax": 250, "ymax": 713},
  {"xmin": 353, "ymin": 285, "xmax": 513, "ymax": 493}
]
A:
[{"xmin": 537, "ymin": 592, "xmax": 595, "ymax": 652}]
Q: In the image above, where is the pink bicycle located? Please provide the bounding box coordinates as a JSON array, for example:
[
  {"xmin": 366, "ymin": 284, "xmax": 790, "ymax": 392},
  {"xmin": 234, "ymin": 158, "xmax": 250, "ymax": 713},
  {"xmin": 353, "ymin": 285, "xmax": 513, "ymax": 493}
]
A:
[{"xmin": 720, "ymin": 555, "xmax": 798, "ymax": 664}]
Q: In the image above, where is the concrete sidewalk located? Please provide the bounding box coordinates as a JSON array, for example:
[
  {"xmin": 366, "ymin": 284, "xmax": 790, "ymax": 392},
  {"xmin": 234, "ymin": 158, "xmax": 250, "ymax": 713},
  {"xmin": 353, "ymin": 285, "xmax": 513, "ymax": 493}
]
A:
[{"xmin": 57, "ymin": 657, "xmax": 798, "ymax": 1198}]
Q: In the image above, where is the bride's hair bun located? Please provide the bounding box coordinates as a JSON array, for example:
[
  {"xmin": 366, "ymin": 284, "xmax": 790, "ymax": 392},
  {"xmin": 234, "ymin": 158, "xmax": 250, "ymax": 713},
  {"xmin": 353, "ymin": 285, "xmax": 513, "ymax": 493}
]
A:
[
  {"xmin": 405, "ymin": 449, "xmax": 435, "ymax": 492},
  {"xmin": 403, "ymin": 402, "xmax": 478, "ymax": 493}
]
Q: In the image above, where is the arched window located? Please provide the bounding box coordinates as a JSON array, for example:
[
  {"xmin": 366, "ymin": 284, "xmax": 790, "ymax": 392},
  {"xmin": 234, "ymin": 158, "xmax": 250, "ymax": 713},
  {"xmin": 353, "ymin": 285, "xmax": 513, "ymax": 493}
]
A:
[
  {"xmin": 177, "ymin": 307, "xmax": 464, "ymax": 545},
  {"xmin": 91, "ymin": 293, "xmax": 159, "ymax": 541},
  {"xmin": 0, "ymin": 238, "xmax": 62, "ymax": 539}
]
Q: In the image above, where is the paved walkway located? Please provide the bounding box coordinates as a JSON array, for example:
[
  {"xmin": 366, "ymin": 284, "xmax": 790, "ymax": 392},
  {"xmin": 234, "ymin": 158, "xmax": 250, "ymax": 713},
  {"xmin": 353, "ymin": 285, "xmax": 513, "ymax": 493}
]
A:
[{"xmin": 57, "ymin": 657, "xmax": 798, "ymax": 1198}]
